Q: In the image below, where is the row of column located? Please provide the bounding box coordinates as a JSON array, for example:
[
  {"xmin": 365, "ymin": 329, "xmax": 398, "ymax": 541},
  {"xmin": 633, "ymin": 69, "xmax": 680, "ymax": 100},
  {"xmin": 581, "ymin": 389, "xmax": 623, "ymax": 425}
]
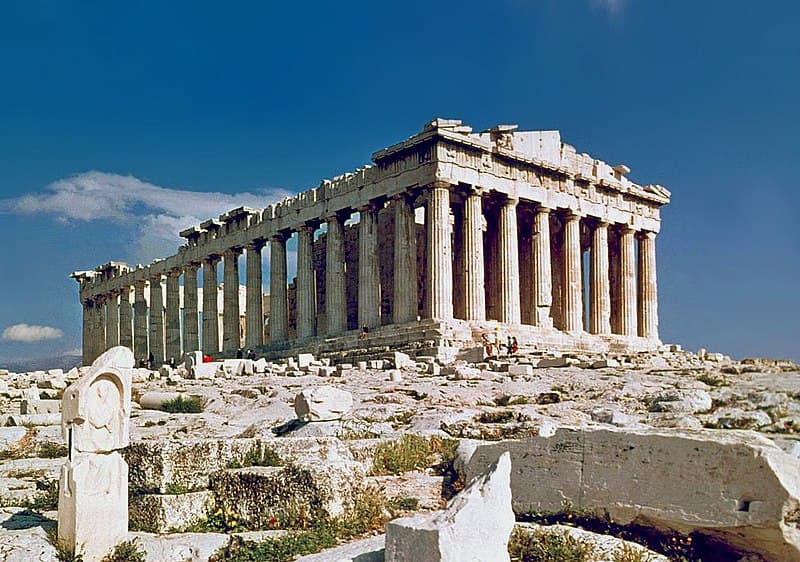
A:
[{"xmin": 82, "ymin": 181, "xmax": 659, "ymax": 365}]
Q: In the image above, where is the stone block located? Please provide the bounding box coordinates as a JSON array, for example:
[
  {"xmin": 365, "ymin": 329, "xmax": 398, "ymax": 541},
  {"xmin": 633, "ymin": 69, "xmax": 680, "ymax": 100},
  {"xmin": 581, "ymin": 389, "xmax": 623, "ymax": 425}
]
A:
[
  {"xmin": 507, "ymin": 364, "xmax": 533, "ymax": 376},
  {"xmin": 646, "ymin": 389, "xmax": 712, "ymax": 414},
  {"xmin": 138, "ymin": 392, "xmax": 182, "ymax": 410},
  {"xmin": 294, "ymin": 386, "xmax": 353, "ymax": 422},
  {"xmin": 298, "ymin": 353, "xmax": 315, "ymax": 369},
  {"xmin": 368, "ymin": 360, "xmax": 385, "ymax": 370},
  {"xmin": 21, "ymin": 399, "xmax": 60, "ymax": 415},
  {"xmin": 385, "ymin": 452, "xmax": 513, "ymax": 562},
  {"xmin": 591, "ymin": 358, "xmax": 621, "ymax": 369},
  {"xmin": 130, "ymin": 490, "xmax": 214, "ymax": 533},
  {"xmin": 317, "ymin": 366, "xmax": 336, "ymax": 377},
  {"xmin": 536, "ymin": 357, "xmax": 571, "ymax": 368},
  {"xmin": 460, "ymin": 427, "xmax": 800, "ymax": 562},
  {"xmin": 194, "ymin": 362, "xmax": 222, "ymax": 379}
]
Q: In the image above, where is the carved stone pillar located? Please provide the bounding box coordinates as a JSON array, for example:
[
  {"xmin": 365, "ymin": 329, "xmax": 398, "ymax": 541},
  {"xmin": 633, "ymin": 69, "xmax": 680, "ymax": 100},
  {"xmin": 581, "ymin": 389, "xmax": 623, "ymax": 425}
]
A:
[
  {"xmin": 148, "ymin": 275, "xmax": 165, "ymax": 364},
  {"xmin": 393, "ymin": 196, "xmax": 418, "ymax": 324},
  {"xmin": 638, "ymin": 231, "xmax": 659, "ymax": 340},
  {"xmin": 222, "ymin": 248, "xmax": 242, "ymax": 353},
  {"xmin": 245, "ymin": 241, "xmax": 264, "ymax": 348},
  {"xmin": 105, "ymin": 291, "xmax": 119, "ymax": 349},
  {"xmin": 91, "ymin": 296, "xmax": 106, "ymax": 360},
  {"xmin": 119, "ymin": 287, "xmax": 133, "ymax": 349},
  {"xmin": 269, "ymin": 234, "xmax": 289, "ymax": 343},
  {"xmin": 562, "ymin": 212, "xmax": 583, "ymax": 333},
  {"xmin": 358, "ymin": 204, "xmax": 381, "ymax": 329},
  {"xmin": 296, "ymin": 225, "xmax": 317, "ymax": 339},
  {"xmin": 619, "ymin": 226, "xmax": 637, "ymax": 337},
  {"xmin": 424, "ymin": 182, "xmax": 453, "ymax": 320},
  {"xmin": 183, "ymin": 263, "xmax": 200, "ymax": 353},
  {"xmin": 463, "ymin": 188, "xmax": 486, "ymax": 321},
  {"xmin": 202, "ymin": 256, "xmax": 220, "ymax": 354},
  {"xmin": 531, "ymin": 206, "xmax": 553, "ymax": 327},
  {"xmin": 497, "ymin": 196, "xmax": 521, "ymax": 324},
  {"xmin": 165, "ymin": 270, "xmax": 181, "ymax": 361},
  {"xmin": 326, "ymin": 213, "xmax": 348, "ymax": 334},
  {"xmin": 590, "ymin": 221, "xmax": 612, "ymax": 335},
  {"xmin": 133, "ymin": 280, "xmax": 148, "ymax": 361}
]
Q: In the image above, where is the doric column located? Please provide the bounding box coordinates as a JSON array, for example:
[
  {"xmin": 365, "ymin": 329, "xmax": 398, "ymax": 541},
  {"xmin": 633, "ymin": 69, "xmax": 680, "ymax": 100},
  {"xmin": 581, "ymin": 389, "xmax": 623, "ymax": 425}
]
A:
[
  {"xmin": 81, "ymin": 299, "xmax": 93, "ymax": 365},
  {"xmin": 202, "ymin": 255, "xmax": 220, "ymax": 354},
  {"xmin": 269, "ymin": 234, "xmax": 289, "ymax": 343},
  {"xmin": 105, "ymin": 291, "xmax": 119, "ymax": 349},
  {"xmin": 463, "ymin": 188, "xmax": 486, "ymax": 321},
  {"xmin": 119, "ymin": 287, "xmax": 133, "ymax": 349},
  {"xmin": 165, "ymin": 270, "xmax": 181, "ymax": 361},
  {"xmin": 296, "ymin": 225, "xmax": 316, "ymax": 339},
  {"xmin": 393, "ymin": 196, "xmax": 418, "ymax": 324},
  {"xmin": 326, "ymin": 213, "xmax": 348, "ymax": 334},
  {"xmin": 222, "ymin": 248, "xmax": 242, "ymax": 353},
  {"xmin": 531, "ymin": 206, "xmax": 553, "ymax": 327},
  {"xmin": 245, "ymin": 241, "xmax": 265, "ymax": 348},
  {"xmin": 562, "ymin": 212, "xmax": 583, "ymax": 333},
  {"xmin": 183, "ymin": 263, "xmax": 200, "ymax": 352},
  {"xmin": 133, "ymin": 280, "xmax": 148, "ymax": 360},
  {"xmin": 148, "ymin": 274, "xmax": 165, "ymax": 364},
  {"xmin": 497, "ymin": 196, "xmax": 521, "ymax": 324},
  {"xmin": 590, "ymin": 221, "xmax": 612, "ymax": 335},
  {"xmin": 358, "ymin": 204, "xmax": 381, "ymax": 329},
  {"xmin": 638, "ymin": 231, "xmax": 659, "ymax": 339},
  {"xmin": 619, "ymin": 226, "xmax": 638, "ymax": 336},
  {"xmin": 452, "ymin": 204, "xmax": 465, "ymax": 320},
  {"xmin": 424, "ymin": 182, "xmax": 453, "ymax": 320}
]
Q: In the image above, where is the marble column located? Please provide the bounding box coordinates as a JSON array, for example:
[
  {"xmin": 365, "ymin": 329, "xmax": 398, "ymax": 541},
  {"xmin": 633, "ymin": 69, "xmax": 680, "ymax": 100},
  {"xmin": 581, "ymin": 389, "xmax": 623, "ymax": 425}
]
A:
[
  {"xmin": 358, "ymin": 204, "xmax": 381, "ymax": 329},
  {"xmin": 222, "ymin": 248, "xmax": 242, "ymax": 353},
  {"xmin": 119, "ymin": 287, "xmax": 133, "ymax": 349},
  {"xmin": 183, "ymin": 264, "xmax": 200, "ymax": 353},
  {"xmin": 81, "ymin": 299, "xmax": 93, "ymax": 366},
  {"xmin": 589, "ymin": 221, "xmax": 612, "ymax": 335},
  {"xmin": 202, "ymin": 256, "xmax": 220, "ymax": 354},
  {"xmin": 638, "ymin": 231, "xmax": 659, "ymax": 340},
  {"xmin": 148, "ymin": 275, "xmax": 165, "ymax": 364},
  {"xmin": 619, "ymin": 226, "xmax": 638, "ymax": 337},
  {"xmin": 105, "ymin": 291, "xmax": 119, "ymax": 349},
  {"xmin": 531, "ymin": 206, "xmax": 553, "ymax": 327},
  {"xmin": 463, "ymin": 188, "xmax": 486, "ymax": 321},
  {"xmin": 424, "ymin": 182, "xmax": 453, "ymax": 320},
  {"xmin": 165, "ymin": 270, "xmax": 181, "ymax": 361},
  {"xmin": 393, "ymin": 196, "xmax": 418, "ymax": 324},
  {"xmin": 269, "ymin": 234, "xmax": 289, "ymax": 343},
  {"xmin": 245, "ymin": 241, "xmax": 264, "ymax": 349},
  {"xmin": 452, "ymin": 203, "xmax": 465, "ymax": 320},
  {"xmin": 94, "ymin": 297, "xmax": 106, "ymax": 359},
  {"xmin": 133, "ymin": 280, "xmax": 148, "ymax": 361},
  {"xmin": 296, "ymin": 225, "xmax": 316, "ymax": 339},
  {"xmin": 326, "ymin": 213, "xmax": 348, "ymax": 334},
  {"xmin": 497, "ymin": 196, "xmax": 521, "ymax": 324},
  {"xmin": 562, "ymin": 212, "xmax": 583, "ymax": 333}
]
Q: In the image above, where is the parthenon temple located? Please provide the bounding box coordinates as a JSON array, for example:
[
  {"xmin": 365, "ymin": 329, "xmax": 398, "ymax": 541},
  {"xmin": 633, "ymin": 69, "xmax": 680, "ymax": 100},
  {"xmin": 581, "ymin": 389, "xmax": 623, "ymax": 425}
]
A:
[{"xmin": 72, "ymin": 118, "xmax": 671, "ymax": 365}]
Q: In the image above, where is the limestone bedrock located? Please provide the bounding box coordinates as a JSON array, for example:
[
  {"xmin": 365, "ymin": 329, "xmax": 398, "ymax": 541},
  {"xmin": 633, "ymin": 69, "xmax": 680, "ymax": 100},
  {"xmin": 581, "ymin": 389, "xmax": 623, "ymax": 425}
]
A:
[
  {"xmin": 385, "ymin": 451, "xmax": 514, "ymax": 562},
  {"xmin": 460, "ymin": 427, "xmax": 800, "ymax": 562}
]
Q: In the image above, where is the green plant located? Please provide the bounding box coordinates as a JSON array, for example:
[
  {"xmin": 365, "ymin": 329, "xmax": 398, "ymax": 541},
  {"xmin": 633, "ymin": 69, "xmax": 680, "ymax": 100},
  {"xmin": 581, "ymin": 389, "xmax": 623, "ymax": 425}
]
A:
[
  {"xmin": 227, "ymin": 446, "xmax": 283, "ymax": 469},
  {"xmin": 46, "ymin": 527, "xmax": 84, "ymax": 562},
  {"xmin": 25, "ymin": 481, "xmax": 59, "ymax": 511},
  {"xmin": 387, "ymin": 496, "xmax": 419, "ymax": 512},
  {"xmin": 508, "ymin": 527, "xmax": 595, "ymax": 562},
  {"xmin": 100, "ymin": 540, "xmax": 146, "ymax": 562},
  {"xmin": 369, "ymin": 434, "xmax": 458, "ymax": 476},
  {"xmin": 38, "ymin": 442, "xmax": 68, "ymax": 458},
  {"xmin": 477, "ymin": 410, "xmax": 517, "ymax": 424},
  {"xmin": 613, "ymin": 542, "xmax": 655, "ymax": 562},
  {"xmin": 164, "ymin": 483, "xmax": 190, "ymax": 495},
  {"xmin": 160, "ymin": 395, "xmax": 204, "ymax": 413},
  {"xmin": 697, "ymin": 373, "xmax": 727, "ymax": 387}
]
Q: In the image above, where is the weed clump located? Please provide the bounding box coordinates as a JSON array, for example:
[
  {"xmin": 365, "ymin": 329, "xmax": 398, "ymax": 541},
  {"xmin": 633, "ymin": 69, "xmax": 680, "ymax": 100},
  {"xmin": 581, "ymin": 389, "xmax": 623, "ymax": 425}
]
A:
[
  {"xmin": 227, "ymin": 446, "xmax": 283, "ymax": 469},
  {"xmin": 508, "ymin": 527, "xmax": 595, "ymax": 562},
  {"xmin": 100, "ymin": 540, "xmax": 146, "ymax": 562},
  {"xmin": 160, "ymin": 395, "xmax": 203, "ymax": 414},
  {"xmin": 38, "ymin": 442, "xmax": 68, "ymax": 458},
  {"xmin": 369, "ymin": 434, "xmax": 458, "ymax": 476}
]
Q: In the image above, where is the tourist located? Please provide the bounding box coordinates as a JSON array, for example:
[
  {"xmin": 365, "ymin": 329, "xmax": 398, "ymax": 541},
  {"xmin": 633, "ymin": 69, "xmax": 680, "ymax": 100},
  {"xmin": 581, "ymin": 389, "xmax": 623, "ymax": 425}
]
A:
[
  {"xmin": 481, "ymin": 332, "xmax": 494, "ymax": 358},
  {"xmin": 147, "ymin": 351, "xmax": 154, "ymax": 370},
  {"xmin": 247, "ymin": 349, "xmax": 256, "ymax": 360},
  {"xmin": 236, "ymin": 347, "xmax": 244, "ymax": 359}
]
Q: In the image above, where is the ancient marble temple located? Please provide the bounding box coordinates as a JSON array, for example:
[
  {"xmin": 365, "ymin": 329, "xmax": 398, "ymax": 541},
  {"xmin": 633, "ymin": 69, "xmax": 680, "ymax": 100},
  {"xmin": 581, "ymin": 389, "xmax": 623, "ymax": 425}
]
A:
[{"xmin": 72, "ymin": 119, "xmax": 670, "ymax": 365}]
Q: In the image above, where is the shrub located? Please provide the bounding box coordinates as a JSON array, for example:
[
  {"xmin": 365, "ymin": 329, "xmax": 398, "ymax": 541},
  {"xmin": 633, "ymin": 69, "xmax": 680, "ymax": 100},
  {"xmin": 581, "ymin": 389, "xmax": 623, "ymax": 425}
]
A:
[
  {"xmin": 101, "ymin": 540, "xmax": 146, "ymax": 562},
  {"xmin": 508, "ymin": 527, "xmax": 595, "ymax": 562},
  {"xmin": 370, "ymin": 434, "xmax": 458, "ymax": 476},
  {"xmin": 227, "ymin": 446, "xmax": 283, "ymax": 469},
  {"xmin": 38, "ymin": 442, "xmax": 68, "ymax": 458},
  {"xmin": 160, "ymin": 395, "xmax": 203, "ymax": 413},
  {"xmin": 613, "ymin": 542, "xmax": 656, "ymax": 562}
]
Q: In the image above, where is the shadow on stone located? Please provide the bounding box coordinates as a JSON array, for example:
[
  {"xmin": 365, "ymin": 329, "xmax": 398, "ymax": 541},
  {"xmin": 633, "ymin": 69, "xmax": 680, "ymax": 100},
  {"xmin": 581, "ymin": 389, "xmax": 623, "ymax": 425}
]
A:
[
  {"xmin": 0, "ymin": 509, "xmax": 55, "ymax": 531},
  {"xmin": 272, "ymin": 419, "xmax": 308, "ymax": 436}
]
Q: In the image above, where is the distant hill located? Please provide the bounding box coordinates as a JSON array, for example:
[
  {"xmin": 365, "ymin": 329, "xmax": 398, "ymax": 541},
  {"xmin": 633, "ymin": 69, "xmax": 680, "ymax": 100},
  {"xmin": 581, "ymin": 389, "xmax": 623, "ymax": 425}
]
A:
[{"xmin": 1, "ymin": 354, "xmax": 82, "ymax": 373}]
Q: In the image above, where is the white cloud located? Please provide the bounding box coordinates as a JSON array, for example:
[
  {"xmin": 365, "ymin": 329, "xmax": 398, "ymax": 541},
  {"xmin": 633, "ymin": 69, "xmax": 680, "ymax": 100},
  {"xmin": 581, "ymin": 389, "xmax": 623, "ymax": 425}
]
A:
[
  {"xmin": 592, "ymin": 0, "xmax": 625, "ymax": 14},
  {"xmin": 0, "ymin": 171, "xmax": 292, "ymax": 263},
  {"xmin": 2, "ymin": 324, "xmax": 64, "ymax": 342}
]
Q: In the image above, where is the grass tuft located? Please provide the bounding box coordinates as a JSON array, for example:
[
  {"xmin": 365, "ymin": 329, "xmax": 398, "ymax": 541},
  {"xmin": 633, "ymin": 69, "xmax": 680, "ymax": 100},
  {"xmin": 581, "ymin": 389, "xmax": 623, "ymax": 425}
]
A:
[
  {"xmin": 508, "ymin": 527, "xmax": 595, "ymax": 562},
  {"xmin": 100, "ymin": 540, "xmax": 146, "ymax": 562},
  {"xmin": 160, "ymin": 395, "xmax": 204, "ymax": 413}
]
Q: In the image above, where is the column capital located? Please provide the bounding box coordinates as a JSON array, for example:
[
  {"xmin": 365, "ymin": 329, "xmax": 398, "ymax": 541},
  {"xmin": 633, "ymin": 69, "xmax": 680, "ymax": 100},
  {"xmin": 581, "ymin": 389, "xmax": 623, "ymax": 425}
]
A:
[
  {"xmin": 149, "ymin": 272, "xmax": 163, "ymax": 283},
  {"xmin": 245, "ymin": 238, "xmax": 266, "ymax": 252},
  {"xmin": 618, "ymin": 223, "xmax": 638, "ymax": 234},
  {"xmin": 167, "ymin": 268, "xmax": 182, "ymax": 278},
  {"xmin": 637, "ymin": 230, "xmax": 657, "ymax": 241},
  {"xmin": 428, "ymin": 180, "xmax": 451, "ymax": 190},
  {"xmin": 185, "ymin": 261, "xmax": 201, "ymax": 271},
  {"xmin": 503, "ymin": 194, "xmax": 520, "ymax": 207},
  {"xmin": 594, "ymin": 218, "xmax": 611, "ymax": 228},
  {"xmin": 270, "ymin": 231, "xmax": 290, "ymax": 243},
  {"xmin": 222, "ymin": 247, "xmax": 243, "ymax": 258},
  {"xmin": 356, "ymin": 201, "xmax": 380, "ymax": 214},
  {"xmin": 535, "ymin": 204, "xmax": 554, "ymax": 214},
  {"xmin": 564, "ymin": 209, "xmax": 583, "ymax": 221},
  {"xmin": 296, "ymin": 221, "xmax": 319, "ymax": 234}
]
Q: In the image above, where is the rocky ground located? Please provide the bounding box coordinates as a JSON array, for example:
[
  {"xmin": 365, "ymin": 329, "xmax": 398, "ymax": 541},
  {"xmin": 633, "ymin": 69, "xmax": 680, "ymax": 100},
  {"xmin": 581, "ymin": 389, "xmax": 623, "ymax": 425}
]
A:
[{"xmin": 0, "ymin": 346, "xmax": 798, "ymax": 561}]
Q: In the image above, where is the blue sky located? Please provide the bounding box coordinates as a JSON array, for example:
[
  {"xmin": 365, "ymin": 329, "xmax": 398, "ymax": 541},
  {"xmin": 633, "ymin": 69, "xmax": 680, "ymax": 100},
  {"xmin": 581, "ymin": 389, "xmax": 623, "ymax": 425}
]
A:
[{"xmin": 0, "ymin": 0, "xmax": 797, "ymax": 363}]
